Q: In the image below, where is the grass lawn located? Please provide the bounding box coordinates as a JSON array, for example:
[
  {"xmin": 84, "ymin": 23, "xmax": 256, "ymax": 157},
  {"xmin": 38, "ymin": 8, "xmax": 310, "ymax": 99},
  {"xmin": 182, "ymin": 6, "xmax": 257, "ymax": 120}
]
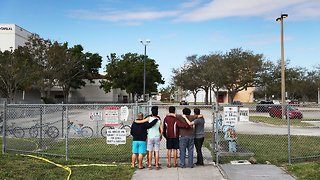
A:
[
  {"xmin": 0, "ymin": 153, "xmax": 134, "ymax": 180},
  {"xmin": 1, "ymin": 132, "xmax": 319, "ymax": 179},
  {"xmin": 204, "ymin": 133, "xmax": 320, "ymax": 179},
  {"xmin": 249, "ymin": 116, "xmax": 314, "ymax": 127},
  {"xmin": 286, "ymin": 162, "xmax": 320, "ymax": 180},
  {"xmin": 0, "ymin": 137, "xmax": 135, "ymax": 179}
]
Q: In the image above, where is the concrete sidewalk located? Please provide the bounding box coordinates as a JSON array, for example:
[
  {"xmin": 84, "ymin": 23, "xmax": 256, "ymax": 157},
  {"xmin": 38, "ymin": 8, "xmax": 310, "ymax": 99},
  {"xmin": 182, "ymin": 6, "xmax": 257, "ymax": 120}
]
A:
[
  {"xmin": 131, "ymin": 147, "xmax": 226, "ymax": 180},
  {"xmin": 131, "ymin": 161, "xmax": 225, "ymax": 180},
  {"xmin": 131, "ymin": 146, "xmax": 296, "ymax": 180}
]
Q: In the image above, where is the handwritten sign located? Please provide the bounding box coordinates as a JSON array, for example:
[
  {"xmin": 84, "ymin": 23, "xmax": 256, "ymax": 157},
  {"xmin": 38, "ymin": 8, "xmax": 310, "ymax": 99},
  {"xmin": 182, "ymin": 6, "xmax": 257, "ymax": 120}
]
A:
[
  {"xmin": 223, "ymin": 107, "xmax": 239, "ymax": 126},
  {"xmin": 239, "ymin": 108, "xmax": 249, "ymax": 122},
  {"xmin": 106, "ymin": 128, "xmax": 126, "ymax": 145}
]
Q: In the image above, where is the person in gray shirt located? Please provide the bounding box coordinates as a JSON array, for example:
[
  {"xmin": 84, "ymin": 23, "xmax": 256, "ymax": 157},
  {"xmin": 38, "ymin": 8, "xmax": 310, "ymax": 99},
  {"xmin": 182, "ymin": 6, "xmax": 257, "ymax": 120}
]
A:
[{"xmin": 183, "ymin": 108, "xmax": 205, "ymax": 165}]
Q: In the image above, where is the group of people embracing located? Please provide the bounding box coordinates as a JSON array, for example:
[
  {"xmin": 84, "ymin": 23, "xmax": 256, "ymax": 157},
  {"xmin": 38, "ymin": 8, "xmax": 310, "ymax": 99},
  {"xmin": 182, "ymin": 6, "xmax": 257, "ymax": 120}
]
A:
[{"xmin": 130, "ymin": 106, "xmax": 205, "ymax": 170}]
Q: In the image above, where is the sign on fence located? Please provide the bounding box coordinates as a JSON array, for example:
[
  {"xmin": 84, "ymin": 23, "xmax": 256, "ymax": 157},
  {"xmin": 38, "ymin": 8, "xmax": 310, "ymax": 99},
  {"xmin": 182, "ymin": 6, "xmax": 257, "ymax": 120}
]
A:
[
  {"xmin": 89, "ymin": 112, "xmax": 103, "ymax": 121},
  {"xmin": 106, "ymin": 128, "xmax": 126, "ymax": 145},
  {"xmin": 120, "ymin": 106, "xmax": 129, "ymax": 121},
  {"xmin": 223, "ymin": 107, "xmax": 239, "ymax": 126},
  {"xmin": 104, "ymin": 106, "xmax": 119, "ymax": 125},
  {"xmin": 239, "ymin": 108, "xmax": 249, "ymax": 122}
]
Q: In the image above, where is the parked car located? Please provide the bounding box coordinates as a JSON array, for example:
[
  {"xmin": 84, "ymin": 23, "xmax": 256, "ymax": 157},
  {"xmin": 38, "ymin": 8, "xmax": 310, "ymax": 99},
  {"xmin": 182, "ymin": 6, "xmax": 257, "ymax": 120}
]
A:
[
  {"xmin": 231, "ymin": 101, "xmax": 243, "ymax": 106},
  {"xmin": 256, "ymin": 101, "xmax": 274, "ymax": 112},
  {"xmin": 269, "ymin": 106, "xmax": 303, "ymax": 119},
  {"xmin": 288, "ymin": 100, "xmax": 300, "ymax": 106},
  {"xmin": 179, "ymin": 100, "xmax": 189, "ymax": 105}
]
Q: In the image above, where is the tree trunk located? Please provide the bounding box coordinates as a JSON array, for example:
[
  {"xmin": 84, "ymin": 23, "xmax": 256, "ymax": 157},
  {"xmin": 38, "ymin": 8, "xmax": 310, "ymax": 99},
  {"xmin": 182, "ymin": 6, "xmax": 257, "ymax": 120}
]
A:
[
  {"xmin": 193, "ymin": 92, "xmax": 197, "ymax": 105},
  {"xmin": 204, "ymin": 86, "xmax": 209, "ymax": 105}
]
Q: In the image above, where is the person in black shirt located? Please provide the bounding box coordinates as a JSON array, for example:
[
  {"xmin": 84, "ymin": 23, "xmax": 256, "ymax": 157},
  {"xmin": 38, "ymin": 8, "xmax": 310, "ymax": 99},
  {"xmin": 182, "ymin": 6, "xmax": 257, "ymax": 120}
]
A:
[{"xmin": 131, "ymin": 112, "xmax": 159, "ymax": 169}]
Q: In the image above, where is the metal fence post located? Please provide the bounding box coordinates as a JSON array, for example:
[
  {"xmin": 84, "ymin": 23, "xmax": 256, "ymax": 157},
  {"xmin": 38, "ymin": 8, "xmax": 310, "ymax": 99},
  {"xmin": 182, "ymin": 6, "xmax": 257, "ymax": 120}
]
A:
[
  {"xmin": 2, "ymin": 101, "xmax": 7, "ymax": 154},
  {"xmin": 39, "ymin": 106, "xmax": 44, "ymax": 149},
  {"xmin": 214, "ymin": 102, "xmax": 220, "ymax": 165},
  {"xmin": 65, "ymin": 105, "xmax": 69, "ymax": 160},
  {"xmin": 61, "ymin": 103, "xmax": 65, "ymax": 138},
  {"xmin": 287, "ymin": 104, "xmax": 292, "ymax": 164}
]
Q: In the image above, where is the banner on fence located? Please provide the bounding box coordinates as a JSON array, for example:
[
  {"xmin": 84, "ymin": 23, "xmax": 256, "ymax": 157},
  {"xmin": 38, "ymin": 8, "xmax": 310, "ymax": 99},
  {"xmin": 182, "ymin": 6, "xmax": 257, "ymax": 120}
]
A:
[
  {"xmin": 106, "ymin": 128, "xmax": 126, "ymax": 145},
  {"xmin": 104, "ymin": 106, "xmax": 119, "ymax": 126}
]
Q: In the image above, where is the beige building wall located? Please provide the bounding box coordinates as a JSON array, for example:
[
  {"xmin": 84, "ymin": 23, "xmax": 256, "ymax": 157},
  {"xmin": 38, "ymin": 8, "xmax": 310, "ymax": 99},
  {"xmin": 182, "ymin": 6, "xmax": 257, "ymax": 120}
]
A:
[{"xmin": 233, "ymin": 87, "xmax": 255, "ymax": 103}]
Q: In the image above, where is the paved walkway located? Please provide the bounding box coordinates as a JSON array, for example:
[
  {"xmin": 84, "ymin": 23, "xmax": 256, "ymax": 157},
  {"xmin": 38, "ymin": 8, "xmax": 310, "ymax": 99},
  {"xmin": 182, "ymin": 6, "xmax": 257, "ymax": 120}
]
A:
[
  {"xmin": 131, "ymin": 143, "xmax": 296, "ymax": 180},
  {"xmin": 131, "ymin": 147, "xmax": 226, "ymax": 180}
]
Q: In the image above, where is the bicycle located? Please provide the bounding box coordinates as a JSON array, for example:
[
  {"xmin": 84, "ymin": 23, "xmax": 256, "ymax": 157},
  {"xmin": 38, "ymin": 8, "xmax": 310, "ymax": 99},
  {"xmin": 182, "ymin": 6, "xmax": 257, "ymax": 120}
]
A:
[
  {"xmin": 29, "ymin": 120, "xmax": 59, "ymax": 139},
  {"xmin": 67, "ymin": 121, "xmax": 93, "ymax": 138},
  {"xmin": 0, "ymin": 122, "xmax": 25, "ymax": 138},
  {"xmin": 101, "ymin": 121, "xmax": 131, "ymax": 138}
]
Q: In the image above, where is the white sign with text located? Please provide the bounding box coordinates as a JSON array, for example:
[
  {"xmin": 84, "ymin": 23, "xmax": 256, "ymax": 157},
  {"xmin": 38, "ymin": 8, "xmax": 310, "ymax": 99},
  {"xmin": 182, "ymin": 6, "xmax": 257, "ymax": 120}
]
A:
[
  {"xmin": 106, "ymin": 128, "xmax": 126, "ymax": 145},
  {"xmin": 223, "ymin": 107, "xmax": 239, "ymax": 126},
  {"xmin": 239, "ymin": 108, "xmax": 249, "ymax": 122}
]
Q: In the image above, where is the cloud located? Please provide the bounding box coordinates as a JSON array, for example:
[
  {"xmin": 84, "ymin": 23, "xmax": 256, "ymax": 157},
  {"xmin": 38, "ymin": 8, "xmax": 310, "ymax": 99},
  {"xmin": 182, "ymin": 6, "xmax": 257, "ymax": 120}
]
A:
[
  {"xmin": 69, "ymin": 0, "xmax": 320, "ymax": 23},
  {"xmin": 70, "ymin": 9, "xmax": 180, "ymax": 22},
  {"xmin": 177, "ymin": 0, "xmax": 320, "ymax": 21},
  {"xmin": 178, "ymin": 0, "xmax": 202, "ymax": 9}
]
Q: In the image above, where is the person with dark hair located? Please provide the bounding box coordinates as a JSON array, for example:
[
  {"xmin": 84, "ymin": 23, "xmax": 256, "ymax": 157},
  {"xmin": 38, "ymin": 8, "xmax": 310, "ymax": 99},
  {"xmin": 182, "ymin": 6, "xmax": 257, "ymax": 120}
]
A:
[
  {"xmin": 163, "ymin": 106, "xmax": 191, "ymax": 168},
  {"xmin": 136, "ymin": 106, "xmax": 162, "ymax": 169},
  {"xmin": 131, "ymin": 112, "xmax": 159, "ymax": 169},
  {"xmin": 177, "ymin": 107, "xmax": 195, "ymax": 168},
  {"xmin": 183, "ymin": 108, "xmax": 205, "ymax": 166},
  {"xmin": 167, "ymin": 107, "xmax": 203, "ymax": 168}
]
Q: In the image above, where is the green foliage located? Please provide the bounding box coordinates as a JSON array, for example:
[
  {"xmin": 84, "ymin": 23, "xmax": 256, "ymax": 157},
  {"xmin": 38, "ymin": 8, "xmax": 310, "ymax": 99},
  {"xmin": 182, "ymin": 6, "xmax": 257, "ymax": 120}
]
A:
[
  {"xmin": 1, "ymin": 35, "xmax": 103, "ymax": 104},
  {"xmin": 223, "ymin": 48, "xmax": 264, "ymax": 102},
  {"xmin": 0, "ymin": 47, "xmax": 34, "ymax": 103},
  {"xmin": 101, "ymin": 53, "xmax": 164, "ymax": 99},
  {"xmin": 159, "ymin": 85, "xmax": 176, "ymax": 101},
  {"xmin": 173, "ymin": 48, "xmax": 264, "ymax": 104}
]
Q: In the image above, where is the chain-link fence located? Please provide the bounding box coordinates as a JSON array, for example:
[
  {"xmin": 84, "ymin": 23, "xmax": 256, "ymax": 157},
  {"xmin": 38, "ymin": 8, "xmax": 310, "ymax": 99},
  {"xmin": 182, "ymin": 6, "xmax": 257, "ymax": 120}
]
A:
[
  {"xmin": 1, "ymin": 102, "xmax": 320, "ymax": 165},
  {"xmin": 214, "ymin": 103, "xmax": 320, "ymax": 165}
]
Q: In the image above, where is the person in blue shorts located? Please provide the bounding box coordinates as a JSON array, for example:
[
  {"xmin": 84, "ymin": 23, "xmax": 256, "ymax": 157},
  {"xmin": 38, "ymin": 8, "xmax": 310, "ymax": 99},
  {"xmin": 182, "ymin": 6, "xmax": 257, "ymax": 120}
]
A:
[{"xmin": 131, "ymin": 112, "xmax": 159, "ymax": 169}]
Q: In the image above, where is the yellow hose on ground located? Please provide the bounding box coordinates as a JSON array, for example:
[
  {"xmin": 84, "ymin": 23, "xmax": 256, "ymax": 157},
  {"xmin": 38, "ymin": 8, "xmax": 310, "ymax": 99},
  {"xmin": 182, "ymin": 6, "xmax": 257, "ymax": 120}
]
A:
[{"xmin": 19, "ymin": 154, "xmax": 118, "ymax": 180}]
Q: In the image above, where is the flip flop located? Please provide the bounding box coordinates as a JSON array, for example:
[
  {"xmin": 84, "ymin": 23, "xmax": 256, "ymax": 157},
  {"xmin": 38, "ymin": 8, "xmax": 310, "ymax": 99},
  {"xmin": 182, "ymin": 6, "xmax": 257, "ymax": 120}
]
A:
[{"xmin": 139, "ymin": 166, "xmax": 145, "ymax": 169}]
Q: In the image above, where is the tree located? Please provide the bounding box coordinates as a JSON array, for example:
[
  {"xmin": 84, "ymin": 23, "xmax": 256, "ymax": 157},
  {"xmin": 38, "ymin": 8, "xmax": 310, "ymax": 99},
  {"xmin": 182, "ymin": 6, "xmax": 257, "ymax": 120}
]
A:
[
  {"xmin": 101, "ymin": 53, "xmax": 164, "ymax": 102},
  {"xmin": 172, "ymin": 55, "xmax": 204, "ymax": 104},
  {"xmin": 223, "ymin": 48, "xmax": 264, "ymax": 102},
  {"xmin": 159, "ymin": 85, "xmax": 176, "ymax": 102},
  {"xmin": 55, "ymin": 44, "xmax": 102, "ymax": 103},
  {"xmin": 0, "ymin": 48, "xmax": 33, "ymax": 103},
  {"xmin": 24, "ymin": 35, "xmax": 54, "ymax": 100},
  {"xmin": 202, "ymin": 53, "xmax": 225, "ymax": 104}
]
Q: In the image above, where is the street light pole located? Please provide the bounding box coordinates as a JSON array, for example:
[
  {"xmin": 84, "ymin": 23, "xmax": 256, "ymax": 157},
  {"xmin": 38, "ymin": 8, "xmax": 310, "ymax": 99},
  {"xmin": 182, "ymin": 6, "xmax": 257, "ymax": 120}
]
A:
[
  {"xmin": 140, "ymin": 39, "xmax": 150, "ymax": 101},
  {"xmin": 276, "ymin": 13, "xmax": 288, "ymax": 119}
]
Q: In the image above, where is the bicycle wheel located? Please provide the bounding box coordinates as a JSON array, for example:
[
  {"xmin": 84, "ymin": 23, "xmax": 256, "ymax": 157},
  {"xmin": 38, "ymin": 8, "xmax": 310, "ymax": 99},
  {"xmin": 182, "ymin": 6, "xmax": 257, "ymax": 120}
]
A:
[
  {"xmin": 101, "ymin": 126, "xmax": 113, "ymax": 138},
  {"xmin": 13, "ymin": 127, "xmax": 25, "ymax": 138},
  {"xmin": 122, "ymin": 125, "xmax": 131, "ymax": 137},
  {"xmin": 46, "ymin": 126, "xmax": 59, "ymax": 139},
  {"xmin": 29, "ymin": 126, "xmax": 38, "ymax": 138},
  {"xmin": 81, "ymin": 126, "xmax": 93, "ymax": 138}
]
